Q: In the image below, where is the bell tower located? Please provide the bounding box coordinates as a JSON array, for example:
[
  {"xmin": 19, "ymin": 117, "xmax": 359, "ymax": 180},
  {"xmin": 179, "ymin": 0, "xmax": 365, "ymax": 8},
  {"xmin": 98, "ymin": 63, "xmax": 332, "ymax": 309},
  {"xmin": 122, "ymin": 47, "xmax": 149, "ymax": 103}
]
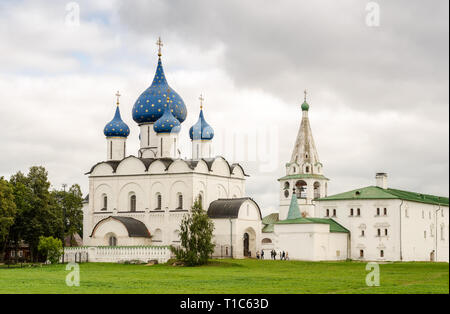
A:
[{"xmin": 278, "ymin": 91, "xmax": 329, "ymax": 220}]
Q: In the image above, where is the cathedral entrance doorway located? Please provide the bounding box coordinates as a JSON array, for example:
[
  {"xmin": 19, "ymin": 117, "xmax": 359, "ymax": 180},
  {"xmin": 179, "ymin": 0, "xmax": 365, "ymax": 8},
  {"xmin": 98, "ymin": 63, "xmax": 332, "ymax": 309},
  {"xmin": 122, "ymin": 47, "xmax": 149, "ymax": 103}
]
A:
[{"xmin": 243, "ymin": 233, "xmax": 250, "ymax": 257}]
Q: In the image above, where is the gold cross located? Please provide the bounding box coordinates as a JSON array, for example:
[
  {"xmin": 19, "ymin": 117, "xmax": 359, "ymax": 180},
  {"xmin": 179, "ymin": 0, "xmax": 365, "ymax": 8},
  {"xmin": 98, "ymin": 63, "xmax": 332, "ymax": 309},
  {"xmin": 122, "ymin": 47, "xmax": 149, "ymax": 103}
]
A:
[
  {"xmin": 156, "ymin": 37, "xmax": 163, "ymax": 57},
  {"xmin": 115, "ymin": 91, "xmax": 121, "ymax": 106},
  {"xmin": 199, "ymin": 93, "xmax": 204, "ymax": 110}
]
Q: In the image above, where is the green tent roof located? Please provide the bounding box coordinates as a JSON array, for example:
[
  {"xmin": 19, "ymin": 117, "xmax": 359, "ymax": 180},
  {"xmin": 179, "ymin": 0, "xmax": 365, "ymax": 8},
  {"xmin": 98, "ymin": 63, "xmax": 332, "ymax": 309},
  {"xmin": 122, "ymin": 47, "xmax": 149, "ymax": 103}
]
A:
[
  {"xmin": 275, "ymin": 217, "xmax": 349, "ymax": 233},
  {"xmin": 262, "ymin": 213, "xmax": 279, "ymax": 233},
  {"xmin": 317, "ymin": 186, "xmax": 449, "ymax": 206},
  {"xmin": 286, "ymin": 193, "xmax": 301, "ymax": 220}
]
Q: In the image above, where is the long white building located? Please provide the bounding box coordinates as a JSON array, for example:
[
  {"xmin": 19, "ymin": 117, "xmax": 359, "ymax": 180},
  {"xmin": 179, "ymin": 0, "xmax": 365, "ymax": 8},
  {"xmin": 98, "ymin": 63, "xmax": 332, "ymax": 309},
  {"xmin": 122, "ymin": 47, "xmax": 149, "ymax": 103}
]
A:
[{"xmin": 261, "ymin": 94, "xmax": 449, "ymax": 262}]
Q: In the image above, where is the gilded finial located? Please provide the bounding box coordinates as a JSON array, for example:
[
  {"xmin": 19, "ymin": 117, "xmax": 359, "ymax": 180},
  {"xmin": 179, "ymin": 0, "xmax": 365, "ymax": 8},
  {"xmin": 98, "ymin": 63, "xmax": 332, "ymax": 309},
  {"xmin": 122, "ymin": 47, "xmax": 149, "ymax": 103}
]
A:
[
  {"xmin": 115, "ymin": 91, "xmax": 121, "ymax": 106},
  {"xmin": 199, "ymin": 93, "xmax": 204, "ymax": 110},
  {"xmin": 156, "ymin": 37, "xmax": 163, "ymax": 57}
]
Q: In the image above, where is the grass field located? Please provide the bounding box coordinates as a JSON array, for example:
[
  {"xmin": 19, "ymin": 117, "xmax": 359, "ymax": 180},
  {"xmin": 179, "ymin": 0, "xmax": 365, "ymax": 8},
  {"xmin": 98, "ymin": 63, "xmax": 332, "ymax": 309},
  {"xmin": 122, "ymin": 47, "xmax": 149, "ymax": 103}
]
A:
[{"xmin": 0, "ymin": 259, "xmax": 448, "ymax": 294}]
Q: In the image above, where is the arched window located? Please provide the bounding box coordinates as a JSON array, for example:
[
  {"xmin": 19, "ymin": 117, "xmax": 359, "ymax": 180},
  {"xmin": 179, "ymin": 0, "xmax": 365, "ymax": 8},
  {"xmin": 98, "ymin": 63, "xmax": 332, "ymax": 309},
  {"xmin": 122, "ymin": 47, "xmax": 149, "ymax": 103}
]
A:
[
  {"xmin": 313, "ymin": 182, "xmax": 320, "ymax": 199},
  {"xmin": 350, "ymin": 208, "xmax": 354, "ymax": 216},
  {"xmin": 262, "ymin": 238, "xmax": 272, "ymax": 244},
  {"xmin": 295, "ymin": 180, "xmax": 307, "ymax": 199},
  {"xmin": 305, "ymin": 166, "xmax": 310, "ymax": 173},
  {"xmin": 109, "ymin": 235, "xmax": 117, "ymax": 246},
  {"xmin": 130, "ymin": 194, "xmax": 136, "ymax": 212},
  {"xmin": 198, "ymin": 194, "xmax": 203, "ymax": 209},
  {"xmin": 326, "ymin": 209, "xmax": 330, "ymax": 217},
  {"xmin": 177, "ymin": 193, "xmax": 183, "ymax": 209},
  {"xmin": 284, "ymin": 182, "xmax": 290, "ymax": 190},
  {"xmin": 357, "ymin": 208, "xmax": 361, "ymax": 216},
  {"xmin": 102, "ymin": 194, "xmax": 107, "ymax": 211},
  {"xmin": 156, "ymin": 193, "xmax": 162, "ymax": 210}
]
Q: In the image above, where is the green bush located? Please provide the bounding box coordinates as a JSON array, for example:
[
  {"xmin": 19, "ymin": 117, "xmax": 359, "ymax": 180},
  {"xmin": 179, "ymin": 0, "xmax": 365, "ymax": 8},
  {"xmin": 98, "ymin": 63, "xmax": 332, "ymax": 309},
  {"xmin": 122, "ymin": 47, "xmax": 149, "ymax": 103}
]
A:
[{"xmin": 37, "ymin": 236, "xmax": 63, "ymax": 264}]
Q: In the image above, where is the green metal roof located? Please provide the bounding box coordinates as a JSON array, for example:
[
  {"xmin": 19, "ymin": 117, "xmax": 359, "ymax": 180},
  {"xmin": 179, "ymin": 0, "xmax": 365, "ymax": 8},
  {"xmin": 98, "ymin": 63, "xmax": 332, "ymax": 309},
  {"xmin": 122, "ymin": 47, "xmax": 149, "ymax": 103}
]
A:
[
  {"xmin": 317, "ymin": 186, "xmax": 449, "ymax": 206},
  {"xmin": 278, "ymin": 174, "xmax": 329, "ymax": 181},
  {"xmin": 262, "ymin": 213, "xmax": 279, "ymax": 233},
  {"xmin": 286, "ymin": 193, "xmax": 301, "ymax": 220},
  {"xmin": 275, "ymin": 217, "xmax": 349, "ymax": 233}
]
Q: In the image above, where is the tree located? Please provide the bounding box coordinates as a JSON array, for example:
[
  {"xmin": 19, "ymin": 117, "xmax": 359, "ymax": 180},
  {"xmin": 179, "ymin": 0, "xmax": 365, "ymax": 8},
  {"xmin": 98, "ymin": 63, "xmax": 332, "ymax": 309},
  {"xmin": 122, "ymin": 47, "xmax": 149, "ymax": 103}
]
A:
[
  {"xmin": 0, "ymin": 177, "xmax": 17, "ymax": 259},
  {"xmin": 171, "ymin": 199, "xmax": 215, "ymax": 266},
  {"xmin": 51, "ymin": 184, "xmax": 83, "ymax": 246},
  {"xmin": 9, "ymin": 167, "xmax": 64, "ymax": 261},
  {"xmin": 38, "ymin": 236, "xmax": 62, "ymax": 264}
]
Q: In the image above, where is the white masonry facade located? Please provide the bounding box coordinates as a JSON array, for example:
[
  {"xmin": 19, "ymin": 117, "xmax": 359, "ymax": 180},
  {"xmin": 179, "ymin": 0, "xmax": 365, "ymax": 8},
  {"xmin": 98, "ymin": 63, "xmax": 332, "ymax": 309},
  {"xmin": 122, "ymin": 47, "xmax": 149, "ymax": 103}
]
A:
[
  {"xmin": 82, "ymin": 44, "xmax": 262, "ymax": 262},
  {"xmin": 262, "ymin": 94, "xmax": 449, "ymax": 262}
]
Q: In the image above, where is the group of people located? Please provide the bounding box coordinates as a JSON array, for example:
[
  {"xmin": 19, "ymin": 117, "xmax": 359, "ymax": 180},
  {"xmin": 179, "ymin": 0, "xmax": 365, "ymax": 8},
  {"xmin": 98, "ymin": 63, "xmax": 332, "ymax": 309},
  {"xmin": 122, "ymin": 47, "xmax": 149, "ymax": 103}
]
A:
[{"xmin": 255, "ymin": 250, "xmax": 289, "ymax": 260}]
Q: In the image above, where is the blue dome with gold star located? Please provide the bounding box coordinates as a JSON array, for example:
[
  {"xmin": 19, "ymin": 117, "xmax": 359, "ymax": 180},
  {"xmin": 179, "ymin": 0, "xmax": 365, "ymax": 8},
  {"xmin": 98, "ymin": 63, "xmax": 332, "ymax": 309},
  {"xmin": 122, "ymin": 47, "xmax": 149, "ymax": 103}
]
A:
[
  {"xmin": 189, "ymin": 109, "xmax": 214, "ymax": 140},
  {"xmin": 103, "ymin": 106, "xmax": 130, "ymax": 138},
  {"xmin": 132, "ymin": 57, "xmax": 187, "ymax": 125},
  {"xmin": 153, "ymin": 102, "xmax": 181, "ymax": 134}
]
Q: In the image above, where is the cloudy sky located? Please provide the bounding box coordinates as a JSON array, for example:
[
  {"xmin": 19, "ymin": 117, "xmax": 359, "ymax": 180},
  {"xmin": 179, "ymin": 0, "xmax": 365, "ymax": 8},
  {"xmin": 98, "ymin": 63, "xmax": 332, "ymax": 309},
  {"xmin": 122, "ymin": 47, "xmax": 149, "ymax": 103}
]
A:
[{"xmin": 0, "ymin": 0, "xmax": 448, "ymax": 215}]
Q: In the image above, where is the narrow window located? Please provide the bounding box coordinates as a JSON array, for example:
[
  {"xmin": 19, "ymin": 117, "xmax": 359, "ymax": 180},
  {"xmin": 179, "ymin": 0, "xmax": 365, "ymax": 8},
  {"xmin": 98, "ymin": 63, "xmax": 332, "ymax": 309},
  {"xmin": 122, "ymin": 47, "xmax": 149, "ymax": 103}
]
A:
[
  {"xmin": 109, "ymin": 236, "xmax": 117, "ymax": 246},
  {"xmin": 350, "ymin": 208, "xmax": 354, "ymax": 216},
  {"xmin": 326, "ymin": 209, "xmax": 329, "ymax": 217},
  {"xmin": 333, "ymin": 209, "xmax": 336, "ymax": 217},
  {"xmin": 160, "ymin": 138, "xmax": 163, "ymax": 157},
  {"xmin": 360, "ymin": 250, "xmax": 364, "ymax": 258},
  {"xmin": 377, "ymin": 229, "xmax": 381, "ymax": 237},
  {"xmin": 130, "ymin": 195, "xmax": 136, "ymax": 212},
  {"xmin": 174, "ymin": 138, "xmax": 177, "ymax": 157},
  {"xmin": 384, "ymin": 208, "xmax": 387, "ymax": 216},
  {"xmin": 385, "ymin": 229, "xmax": 388, "ymax": 236},
  {"xmin": 361, "ymin": 230, "xmax": 365, "ymax": 237},
  {"xmin": 380, "ymin": 250, "xmax": 384, "ymax": 258},
  {"xmin": 123, "ymin": 142, "xmax": 126, "ymax": 158},
  {"xmin": 103, "ymin": 196, "xmax": 108, "ymax": 211},
  {"xmin": 147, "ymin": 126, "xmax": 150, "ymax": 146},
  {"xmin": 305, "ymin": 166, "xmax": 310, "ymax": 173},
  {"xmin": 198, "ymin": 194, "xmax": 203, "ymax": 209},
  {"xmin": 157, "ymin": 194, "xmax": 162, "ymax": 209},
  {"xmin": 376, "ymin": 208, "xmax": 380, "ymax": 216},
  {"xmin": 357, "ymin": 208, "xmax": 361, "ymax": 216},
  {"xmin": 110, "ymin": 141, "xmax": 113, "ymax": 159},
  {"xmin": 178, "ymin": 194, "xmax": 183, "ymax": 209}
]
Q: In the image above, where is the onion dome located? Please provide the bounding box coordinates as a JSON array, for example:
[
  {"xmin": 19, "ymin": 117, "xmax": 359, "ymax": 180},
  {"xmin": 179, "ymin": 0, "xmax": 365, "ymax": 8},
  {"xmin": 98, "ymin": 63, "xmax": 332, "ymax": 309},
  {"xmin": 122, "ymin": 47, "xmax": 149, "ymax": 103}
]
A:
[
  {"xmin": 301, "ymin": 89, "xmax": 310, "ymax": 111},
  {"xmin": 189, "ymin": 96, "xmax": 214, "ymax": 140},
  {"xmin": 132, "ymin": 38, "xmax": 187, "ymax": 124},
  {"xmin": 103, "ymin": 92, "xmax": 130, "ymax": 138},
  {"xmin": 153, "ymin": 95, "xmax": 181, "ymax": 134}
]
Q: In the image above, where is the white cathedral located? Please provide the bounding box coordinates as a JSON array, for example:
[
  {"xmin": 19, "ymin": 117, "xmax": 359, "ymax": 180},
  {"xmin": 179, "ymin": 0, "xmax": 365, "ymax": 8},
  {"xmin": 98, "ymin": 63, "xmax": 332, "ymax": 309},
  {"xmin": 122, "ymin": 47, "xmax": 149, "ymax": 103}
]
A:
[{"xmin": 81, "ymin": 40, "xmax": 449, "ymax": 262}]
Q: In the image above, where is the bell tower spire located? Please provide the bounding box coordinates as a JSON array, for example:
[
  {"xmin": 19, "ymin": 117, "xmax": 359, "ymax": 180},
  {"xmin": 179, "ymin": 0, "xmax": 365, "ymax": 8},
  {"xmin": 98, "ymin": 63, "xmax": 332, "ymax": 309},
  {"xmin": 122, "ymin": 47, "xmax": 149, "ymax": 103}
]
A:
[{"xmin": 277, "ymin": 92, "xmax": 329, "ymax": 220}]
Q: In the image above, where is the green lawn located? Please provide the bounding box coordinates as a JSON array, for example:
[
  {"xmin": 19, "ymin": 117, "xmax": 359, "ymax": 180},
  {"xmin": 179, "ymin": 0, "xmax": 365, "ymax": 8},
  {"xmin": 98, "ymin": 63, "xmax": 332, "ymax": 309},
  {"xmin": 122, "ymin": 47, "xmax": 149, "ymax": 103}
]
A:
[{"xmin": 0, "ymin": 259, "xmax": 448, "ymax": 294}]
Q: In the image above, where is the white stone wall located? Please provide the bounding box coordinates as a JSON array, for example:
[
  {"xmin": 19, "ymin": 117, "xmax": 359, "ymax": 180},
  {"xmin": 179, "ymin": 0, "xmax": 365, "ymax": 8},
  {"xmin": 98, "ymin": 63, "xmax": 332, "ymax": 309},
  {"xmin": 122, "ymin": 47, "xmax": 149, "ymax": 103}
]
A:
[
  {"xmin": 62, "ymin": 246, "xmax": 171, "ymax": 263},
  {"xmin": 83, "ymin": 157, "xmax": 247, "ymax": 248},
  {"xmin": 273, "ymin": 223, "xmax": 348, "ymax": 261},
  {"xmin": 315, "ymin": 199, "xmax": 449, "ymax": 262},
  {"xmin": 211, "ymin": 200, "xmax": 262, "ymax": 259}
]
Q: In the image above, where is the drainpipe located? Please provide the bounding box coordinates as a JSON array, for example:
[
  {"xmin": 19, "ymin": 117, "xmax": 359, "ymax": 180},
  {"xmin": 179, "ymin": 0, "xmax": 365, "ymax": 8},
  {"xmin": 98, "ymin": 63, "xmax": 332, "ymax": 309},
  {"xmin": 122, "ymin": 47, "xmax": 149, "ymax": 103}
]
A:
[
  {"xmin": 435, "ymin": 204, "xmax": 441, "ymax": 262},
  {"xmin": 399, "ymin": 200, "xmax": 404, "ymax": 261},
  {"xmin": 229, "ymin": 218, "xmax": 233, "ymax": 258}
]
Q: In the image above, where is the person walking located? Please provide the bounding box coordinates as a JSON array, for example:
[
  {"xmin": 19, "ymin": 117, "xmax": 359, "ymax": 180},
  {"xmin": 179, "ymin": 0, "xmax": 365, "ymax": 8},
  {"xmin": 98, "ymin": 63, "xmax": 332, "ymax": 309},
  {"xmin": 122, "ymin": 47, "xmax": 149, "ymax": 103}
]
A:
[
  {"xmin": 282, "ymin": 251, "xmax": 286, "ymax": 260},
  {"xmin": 285, "ymin": 251, "xmax": 289, "ymax": 260},
  {"xmin": 256, "ymin": 251, "xmax": 260, "ymax": 259},
  {"xmin": 261, "ymin": 250, "xmax": 265, "ymax": 260}
]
